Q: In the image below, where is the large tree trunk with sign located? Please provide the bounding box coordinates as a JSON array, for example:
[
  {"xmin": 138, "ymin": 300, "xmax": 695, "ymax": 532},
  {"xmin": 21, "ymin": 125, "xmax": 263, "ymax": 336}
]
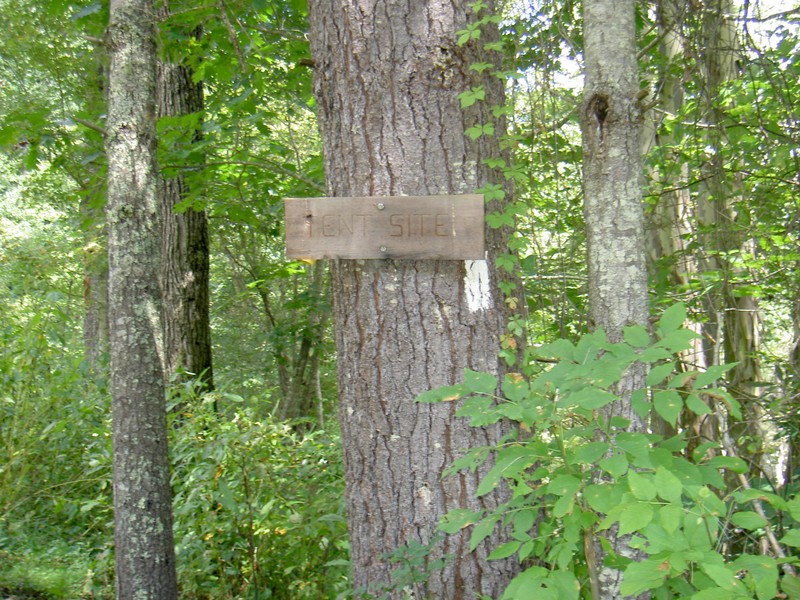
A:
[
  {"xmin": 581, "ymin": 0, "xmax": 650, "ymax": 596},
  {"xmin": 308, "ymin": 0, "xmax": 520, "ymax": 597},
  {"xmin": 106, "ymin": 0, "xmax": 177, "ymax": 597}
]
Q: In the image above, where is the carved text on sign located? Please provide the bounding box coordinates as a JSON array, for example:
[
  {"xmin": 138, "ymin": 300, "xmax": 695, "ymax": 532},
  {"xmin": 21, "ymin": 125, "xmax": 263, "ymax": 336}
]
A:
[{"xmin": 285, "ymin": 195, "xmax": 484, "ymax": 260}]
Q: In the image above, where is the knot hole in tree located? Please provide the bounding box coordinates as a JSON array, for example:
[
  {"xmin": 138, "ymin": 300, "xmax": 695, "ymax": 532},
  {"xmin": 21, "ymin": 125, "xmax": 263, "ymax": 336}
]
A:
[{"xmin": 589, "ymin": 94, "xmax": 610, "ymax": 141}]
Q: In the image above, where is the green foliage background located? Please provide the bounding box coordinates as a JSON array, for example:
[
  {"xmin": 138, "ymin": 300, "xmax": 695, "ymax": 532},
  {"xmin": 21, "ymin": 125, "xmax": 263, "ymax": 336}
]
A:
[{"xmin": 1, "ymin": 0, "xmax": 799, "ymax": 597}]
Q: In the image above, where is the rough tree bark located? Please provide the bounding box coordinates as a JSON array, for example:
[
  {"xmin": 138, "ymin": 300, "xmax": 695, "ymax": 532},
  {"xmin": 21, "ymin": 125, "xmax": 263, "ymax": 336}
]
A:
[
  {"xmin": 642, "ymin": 0, "xmax": 714, "ymax": 446},
  {"xmin": 581, "ymin": 0, "xmax": 650, "ymax": 595},
  {"xmin": 157, "ymin": 3, "xmax": 214, "ymax": 391},
  {"xmin": 105, "ymin": 0, "xmax": 178, "ymax": 597},
  {"xmin": 82, "ymin": 196, "xmax": 109, "ymax": 372},
  {"xmin": 82, "ymin": 45, "xmax": 109, "ymax": 373},
  {"xmin": 308, "ymin": 0, "xmax": 520, "ymax": 597}
]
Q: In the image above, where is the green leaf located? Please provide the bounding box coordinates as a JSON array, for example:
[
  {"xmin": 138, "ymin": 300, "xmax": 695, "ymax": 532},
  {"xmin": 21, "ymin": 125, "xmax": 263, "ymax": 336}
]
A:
[
  {"xmin": 599, "ymin": 452, "xmax": 628, "ymax": 478},
  {"xmin": 469, "ymin": 515, "xmax": 498, "ymax": 551},
  {"xmin": 732, "ymin": 489, "xmax": 786, "ymax": 510},
  {"xmin": 685, "ymin": 393, "xmax": 712, "ymax": 416},
  {"xmin": 780, "ymin": 529, "xmax": 800, "ymax": 548},
  {"xmin": 620, "ymin": 558, "xmax": 670, "ymax": 596},
  {"xmin": 416, "ymin": 383, "xmax": 468, "ymax": 403},
  {"xmin": 571, "ymin": 441, "xmax": 609, "ymax": 465},
  {"xmin": 628, "ymin": 471, "xmax": 658, "ymax": 501},
  {"xmin": 705, "ymin": 455, "xmax": 748, "ymax": 473},
  {"xmin": 502, "ymin": 374, "xmax": 529, "ymax": 403},
  {"xmin": 439, "ymin": 508, "xmax": 481, "ymax": 534},
  {"xmin": 654, "ymin": 466, "xmax": 683, "ymax": 504},
  {"xmin": 653, "ymin": 390, "xmax": 683, "ymax": 427},
  {"xmin": 568, "ymin": 387, "xmax": 616, "ymax": 410},
  {"xmin": 500, "ymin": 567, "xmax": 553, "ymax": 600},
  {"xmin": 548, "ymin": 570, "xmax": 580, "ymax": 600},
  {"xmin": 659, "ymin": 503, "xmax": 683, "ymax": 533},
  {"xmin": 539, "ymin": 339, "xmax": 575, "ymax": 361},
  {"xmin": 215, "ymin": 479, "xmax": 238, "ymax": 513},
  {"xmin": 624, "ymin": 325, "xmax": 651, "ymax": 348},
  {"xmin": 617, "ymin": 432, "xmax": 654, "ymax": 466},
  {"xmin": 488, "ymin": 540, "xmax": 522, "ymax": 560},
  {"xmin": 657, "ymin": 303, "xmax": 687, "ymax": 334},
  {"xmin": 553, "ymin": 494, "xmax": 575, "ymax": 518},
  {"xmin": 458, "ymin": 86, "xmax": 485, "ymax": 108},
  {"xmin": 547, "ymin": 474, "xmax": 582, "ymax": 497},
  {"xmin": 733, "ymin": 554, "xmax": 778, "ymax": 600},
  {"xmin": 486, "ymin": 210, "xmax": 514, "ymax": 228},
  {"xmin": 700, "ymin": 563, "xmax": 738, "ymax": 590},
  {"xmin": 632, "ymin": 389, "xmax": 650, "ymax": 421},
  {"xmin": 476, "ymin": 445, "xmax": 534, "ymax": 497},
  {"xmin": 456, "ymin": 396, "xmax": 499, "ymax": 426},
  {"xmin": 584, "ymin": 483, "xmax": 625, "ymax": 513},
  {"xmin": 655, "ymin": 328, "xmax": 698, "ymax": 353},
  {"xmin": 647, "ymin": 361, "xmax": 676, "ymax": 386},
  {"xmin": 495, "ymin": 253, "xmax": 517, "ymax": 272},
  {"xmin": 469, "ymin": 62, "xmax": 494, "ymax": 73},
  {"xmin": 730, "ymin": 511, "xmax": 767, "ymax": 530},
  {"xmin": 781, "ymin": 574, "xmax": 800, "ymax": 599},
  {"xmin": 464, "ymin": 369, "xmax": 497, "ymax": 394},
  {"xmin": 465, "ymin": 122, "xmax": 495, "ymax": 140},
  {"xmin": 788, "ymin": 495, "xmax": 800, "ymax": 521},
  {"xmin": 618, "ymin": 501, "xmax": 654, "ymax": 534},
  {"xmin": 692, "ymin": 364, "xmax": 737, "ymax": 389},
  {"xmin": 511, "ymin": 509, "xmax": 536, "ymax": 540}
]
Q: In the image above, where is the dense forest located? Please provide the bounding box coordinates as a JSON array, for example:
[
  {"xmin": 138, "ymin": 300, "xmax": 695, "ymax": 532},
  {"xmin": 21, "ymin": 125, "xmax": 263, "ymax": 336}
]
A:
[{"xmin": 1, "ymin": 0, "xmax": 799, "ymax": 598}]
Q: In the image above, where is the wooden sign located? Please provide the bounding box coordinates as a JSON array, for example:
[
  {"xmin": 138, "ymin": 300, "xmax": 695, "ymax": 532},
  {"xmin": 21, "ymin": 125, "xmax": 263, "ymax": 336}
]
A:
[{"xmin": 285, "ymin": 195, "xmax": 484, "ymax": 260}]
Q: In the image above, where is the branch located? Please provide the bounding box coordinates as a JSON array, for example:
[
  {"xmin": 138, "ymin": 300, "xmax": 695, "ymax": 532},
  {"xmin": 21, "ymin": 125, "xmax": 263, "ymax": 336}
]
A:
[
  {"xmin": 216, "ymin": 0, "xmax": 247, "ymax": 73},
  {"xmin": 74, "ymin": 117, "xmax": 107, "ymax": 136}
]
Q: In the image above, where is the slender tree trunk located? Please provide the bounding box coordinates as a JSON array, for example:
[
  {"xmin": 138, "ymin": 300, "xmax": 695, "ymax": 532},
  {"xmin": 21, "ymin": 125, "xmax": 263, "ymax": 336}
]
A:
[
  {"xmin": 642, "ymin": 0, "xmax": 718, "ymax": 446},
  {"xmin": 157, "ymin": 4, "xmax": 213, "ymax": 391},
  {"xmin": 695, "ymin": 0, "xmax": 768, "ymax": 482},
  {"xmin": 82, "ymin": 44, "xmax": 109, "ymax": 373},
  {"xmin": 276, "ymin": 261, "xmax": 329, "ymax": 422},
  {"xmin": 106, "ymin": 0, "xmax": 177, "ymax": 597},
  {"xmin": 308, "ymin": 0, "xmax": 520, "ymax": 596},
  {"xmin": 82, "ymin": 197, "xmax": 109, "ymax": 372},
  {"xmin": 581, "ymin": 0, "xmax": 650, "ymax": 595}
]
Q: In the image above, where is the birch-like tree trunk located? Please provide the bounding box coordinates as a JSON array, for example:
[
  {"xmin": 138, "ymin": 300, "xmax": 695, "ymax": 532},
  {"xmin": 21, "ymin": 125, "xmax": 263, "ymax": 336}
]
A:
[
  {"xmin": 308, "ymin": 0, "xmax": 520, "ymax": 596},
  {"xmin": 581, "ymin": 0, "xmax": 650, "ymax": 595},
  {"xmin": 157, "ymin": 5, "xmax": 213, "ymax": 391},
  {"xmin": 106, "ymin": 0, "xmax": 177, "ymax": 597}
]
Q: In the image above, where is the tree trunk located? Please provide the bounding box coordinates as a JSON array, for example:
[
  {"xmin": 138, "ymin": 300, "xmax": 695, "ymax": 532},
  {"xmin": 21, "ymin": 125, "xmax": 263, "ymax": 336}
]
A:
[
  {"xmin": 82, "ymin": 43, "xmax": 109, "ymax": 374},
  {"xmin": 581, "ymin": 0, "xmax": 650, "ymax": 595},
  {"xmin": 157, "ymin": 5, "xmax": 213, "ymax": 391},
  {"xmin": 642, "ymin": 0, "xmax": 716, "ymax": 446},
  {"xmin": 308, "ymin": 0, "xmax": 520, "ymax": 597},
  {"xmin": 276, "ymin": 261, "xmax": 329, "ymax": 422},
  {"xmin": 82, "ymin": 196, "xmax": 109, "ymax": 373},
  {"xmin": 105, "ymin": 0, "xmax": 178, "ymax": 597}
]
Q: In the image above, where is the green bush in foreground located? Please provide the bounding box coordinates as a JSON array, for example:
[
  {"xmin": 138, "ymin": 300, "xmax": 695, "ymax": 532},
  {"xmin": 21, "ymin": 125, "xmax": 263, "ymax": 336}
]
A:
[{"xmin": 420, "ymin": 304, "xmax": 800, "ymax": 599}]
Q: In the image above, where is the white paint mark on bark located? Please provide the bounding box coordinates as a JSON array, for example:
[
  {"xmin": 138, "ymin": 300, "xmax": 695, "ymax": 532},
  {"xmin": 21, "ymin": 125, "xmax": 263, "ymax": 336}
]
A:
[{"xmin": 464, "ymin": 259, "xmax": 491, "ymax": 312}]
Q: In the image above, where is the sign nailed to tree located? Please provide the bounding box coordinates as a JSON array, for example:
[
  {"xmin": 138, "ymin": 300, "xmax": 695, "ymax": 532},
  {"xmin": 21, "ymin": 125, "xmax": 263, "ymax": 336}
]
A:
[{"xmin": 285, "ymin": 194, "xmax": 484, "ymax": 260}]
